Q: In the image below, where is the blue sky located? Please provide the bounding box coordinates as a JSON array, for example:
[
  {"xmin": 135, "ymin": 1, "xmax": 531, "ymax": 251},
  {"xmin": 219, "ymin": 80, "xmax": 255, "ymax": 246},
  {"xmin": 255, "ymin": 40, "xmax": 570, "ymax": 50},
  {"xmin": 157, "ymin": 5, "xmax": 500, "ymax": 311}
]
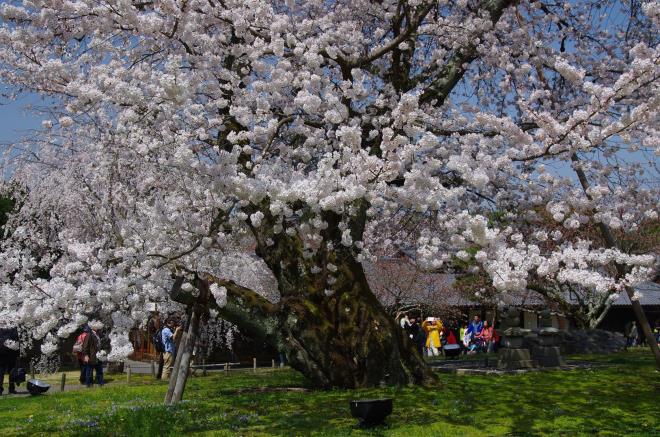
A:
[{"xmin": 0, "ymin": 93, "xmax": 43, "ymax": 145}]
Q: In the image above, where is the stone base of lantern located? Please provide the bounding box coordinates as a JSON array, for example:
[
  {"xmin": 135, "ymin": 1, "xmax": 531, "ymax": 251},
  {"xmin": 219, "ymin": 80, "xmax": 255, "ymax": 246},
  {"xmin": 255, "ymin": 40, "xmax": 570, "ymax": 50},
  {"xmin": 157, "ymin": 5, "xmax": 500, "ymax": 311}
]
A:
[
  {"xmin": 498, "ymin": 328, "xmax": 535, "ymax": 370},
  {"xmin": 531, "ymin": 328, "xmax": 565, "ymax": 367},
  {"xmin": 497, "ymin": 347, "xmax": 535, "ymax": 370}
]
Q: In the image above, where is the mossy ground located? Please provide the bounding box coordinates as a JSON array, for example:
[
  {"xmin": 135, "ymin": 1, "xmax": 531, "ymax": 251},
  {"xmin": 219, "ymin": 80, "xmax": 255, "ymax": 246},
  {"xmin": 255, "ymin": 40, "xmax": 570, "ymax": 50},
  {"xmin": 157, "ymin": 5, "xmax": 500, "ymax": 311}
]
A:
[{"xmin": 0, "ymin": 349, "xmax": 657, "ymax": 436}]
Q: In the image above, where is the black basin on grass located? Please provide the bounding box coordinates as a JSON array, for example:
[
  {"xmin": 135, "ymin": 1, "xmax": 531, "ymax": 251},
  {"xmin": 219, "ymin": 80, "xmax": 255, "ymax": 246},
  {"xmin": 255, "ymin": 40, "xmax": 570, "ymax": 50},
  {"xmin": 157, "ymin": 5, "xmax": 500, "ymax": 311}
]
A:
[
  {"xmin": 27, "ymin": 379, "xmax": 50, "ymax": 395},
  {"xmin": 349, "ymin": 398, "xmax": 393, "ymax": 426},
  {"xmin": 443, "ymin": 343, "xmax": 461, "ymax": 358}
]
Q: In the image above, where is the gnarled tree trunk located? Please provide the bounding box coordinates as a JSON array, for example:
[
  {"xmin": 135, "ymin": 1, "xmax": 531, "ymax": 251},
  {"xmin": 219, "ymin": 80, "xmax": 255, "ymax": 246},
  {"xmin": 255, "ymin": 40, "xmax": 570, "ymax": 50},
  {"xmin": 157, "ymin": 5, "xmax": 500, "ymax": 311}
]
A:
[
  {"xmin": 207, "ymin": 257, "xmax": 434, "ymax": 388},
  {"xmin": 171, "ymin": 202, "xmax": 436, "ymax": 388},
  {"xmin": 275, "ymin": 255, "xmax": 432, "ymax": 388},
  {"xmin": 223, "ymin": 205, "xmax": 434, "ymax": 388}
]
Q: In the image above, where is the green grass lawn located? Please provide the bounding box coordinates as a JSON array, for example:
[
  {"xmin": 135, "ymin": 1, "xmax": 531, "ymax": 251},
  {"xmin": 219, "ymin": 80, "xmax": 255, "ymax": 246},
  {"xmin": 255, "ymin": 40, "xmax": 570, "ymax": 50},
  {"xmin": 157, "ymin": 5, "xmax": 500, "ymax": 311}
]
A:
[{"xmin": 0, "ymin": 350, "xmax": 657, "ymax": 436}]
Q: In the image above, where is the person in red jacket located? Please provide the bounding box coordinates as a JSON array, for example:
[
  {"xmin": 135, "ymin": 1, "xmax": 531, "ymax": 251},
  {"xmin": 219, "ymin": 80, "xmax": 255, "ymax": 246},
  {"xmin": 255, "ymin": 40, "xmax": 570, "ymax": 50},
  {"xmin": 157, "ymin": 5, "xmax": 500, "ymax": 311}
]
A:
[{"xmin": 445, "ymin": 329, "xmax": 458, "ymax": 345}]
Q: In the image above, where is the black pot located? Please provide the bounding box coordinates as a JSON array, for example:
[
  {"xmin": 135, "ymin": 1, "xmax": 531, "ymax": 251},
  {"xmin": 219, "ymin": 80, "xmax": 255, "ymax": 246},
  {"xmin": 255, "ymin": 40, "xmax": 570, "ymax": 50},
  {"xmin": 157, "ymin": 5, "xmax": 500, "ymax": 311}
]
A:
[
  {"xmin": 349, "ymin": 398, "xmax": 393, "ymax": 426},
  {"xmin": 27, "ymin": 379, "xmax": 50, "ymax": 395},
  {"xmin": 443, "ymin": 344, "xmax": 461, "ymax": 358}
]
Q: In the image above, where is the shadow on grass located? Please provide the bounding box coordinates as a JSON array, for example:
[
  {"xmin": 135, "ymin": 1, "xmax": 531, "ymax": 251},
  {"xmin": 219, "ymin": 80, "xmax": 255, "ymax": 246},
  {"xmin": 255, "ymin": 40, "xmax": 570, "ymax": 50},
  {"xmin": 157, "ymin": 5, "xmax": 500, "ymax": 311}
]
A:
[{"xmin": 0, "ymin": 351, "xmax": 657, "ymax": 436}]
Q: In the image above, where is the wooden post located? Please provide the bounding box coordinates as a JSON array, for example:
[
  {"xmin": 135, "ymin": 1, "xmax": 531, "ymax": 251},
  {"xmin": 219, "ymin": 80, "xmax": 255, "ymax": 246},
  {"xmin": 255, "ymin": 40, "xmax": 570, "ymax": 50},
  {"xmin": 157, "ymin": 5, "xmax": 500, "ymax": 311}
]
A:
[
  {"xmin": 170, "ymin": 304, "xmax": 202, "ymax": 404},
  {"xmin": 30, "ymin": 364, "xmax": 35, "ymax": 380},
  {"xmin": 224, "ymin": 362, "xmax": 229, "ymax": 374},
  {"xmin": 253, "ymin": 357, "xmax": 257, "ymax": 372},
  {"xmin": 272, "ymin": 359, "xmax": 275, "ymax": 369},
  {"xmin": 127, "ymin": 365, "xmax": 132, "ymax": 384},
  {"xmin": 202, "ymin": 358, "xmax": 207, "ymax": 377},
  {"xmin": 165, "ymin": 331, "xmax": 188, "ymax": 403},
  {"xmin": 60, "ymin": 373, "xmax": 66, "ymax": 392},
  {"xmin": 151, "ymin": 361, "xmax": 156, "ymax": 378}
]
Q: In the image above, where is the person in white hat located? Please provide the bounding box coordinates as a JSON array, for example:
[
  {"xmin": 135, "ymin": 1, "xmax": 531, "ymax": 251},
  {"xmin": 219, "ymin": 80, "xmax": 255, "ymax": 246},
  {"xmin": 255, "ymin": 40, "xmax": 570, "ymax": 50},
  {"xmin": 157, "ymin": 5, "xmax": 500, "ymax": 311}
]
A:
[{"xmin": 422, "ymin": 317, "xmax": 443, "ymax": 357}]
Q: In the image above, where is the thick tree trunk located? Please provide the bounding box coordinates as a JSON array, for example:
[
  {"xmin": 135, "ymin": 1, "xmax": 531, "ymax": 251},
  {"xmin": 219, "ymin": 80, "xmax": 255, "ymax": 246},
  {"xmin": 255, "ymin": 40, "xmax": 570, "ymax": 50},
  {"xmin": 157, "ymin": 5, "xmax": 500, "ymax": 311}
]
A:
[
  {"xmin": 275, "ymin": 256, "xmax": 434, "ymax": 388},
  {"xmin": 208, "ymin": 263, "xmax": 434, "ymax": 388},
  {"xmin": 170, "ymin": 204, "xmax": 436, "ymax": 388},
  {"xmin": 238, "ymin": 205, "xmax": 436, "ymax": 388}
]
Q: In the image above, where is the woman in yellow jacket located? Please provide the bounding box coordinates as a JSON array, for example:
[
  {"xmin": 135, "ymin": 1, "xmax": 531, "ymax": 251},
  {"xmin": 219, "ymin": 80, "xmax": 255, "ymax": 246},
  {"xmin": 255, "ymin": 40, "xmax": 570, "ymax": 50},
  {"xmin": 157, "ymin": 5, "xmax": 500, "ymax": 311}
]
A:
[{"xmin": 422, "ymin": 318, "xmax": 443, "ymax": 357}]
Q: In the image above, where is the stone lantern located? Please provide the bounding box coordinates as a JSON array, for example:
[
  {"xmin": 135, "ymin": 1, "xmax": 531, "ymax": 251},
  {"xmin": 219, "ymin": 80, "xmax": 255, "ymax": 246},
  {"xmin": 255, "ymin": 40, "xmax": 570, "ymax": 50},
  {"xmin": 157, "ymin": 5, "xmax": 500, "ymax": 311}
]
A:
[{"xmin": 497, "ymin": 306, "xmax": 534, "ymax": 370}]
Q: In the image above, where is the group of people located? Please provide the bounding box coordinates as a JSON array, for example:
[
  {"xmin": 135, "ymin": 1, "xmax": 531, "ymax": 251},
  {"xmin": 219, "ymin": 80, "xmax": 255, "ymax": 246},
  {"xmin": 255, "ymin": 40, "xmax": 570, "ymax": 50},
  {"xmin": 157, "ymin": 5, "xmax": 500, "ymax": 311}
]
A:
[
  {"xmin": 625, "ymin": 319, "xmax": 660, "ymax": 348},
  {"xmin": 400, "ymin": 314, "xmax": 500, "ymax": 357},
  {"xmin": 73, "ymin": 315, "xmax": 183, "ymax": 387}
]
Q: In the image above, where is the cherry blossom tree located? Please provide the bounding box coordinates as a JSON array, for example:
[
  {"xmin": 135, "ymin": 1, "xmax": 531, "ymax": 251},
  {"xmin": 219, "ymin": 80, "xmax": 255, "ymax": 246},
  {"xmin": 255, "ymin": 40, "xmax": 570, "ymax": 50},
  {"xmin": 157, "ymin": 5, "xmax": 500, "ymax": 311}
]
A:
[{"xmin": 0, "ymin": 0, "xmax": 659, "ymax": 392}]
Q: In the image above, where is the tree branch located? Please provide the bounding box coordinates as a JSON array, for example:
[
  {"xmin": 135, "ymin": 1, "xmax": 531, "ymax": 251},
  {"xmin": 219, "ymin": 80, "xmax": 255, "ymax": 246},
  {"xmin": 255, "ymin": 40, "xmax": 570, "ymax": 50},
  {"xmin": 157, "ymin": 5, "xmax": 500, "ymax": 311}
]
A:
[{"xmin": 418, "ymin": 0, "xmax": 514, "ymax": 106}]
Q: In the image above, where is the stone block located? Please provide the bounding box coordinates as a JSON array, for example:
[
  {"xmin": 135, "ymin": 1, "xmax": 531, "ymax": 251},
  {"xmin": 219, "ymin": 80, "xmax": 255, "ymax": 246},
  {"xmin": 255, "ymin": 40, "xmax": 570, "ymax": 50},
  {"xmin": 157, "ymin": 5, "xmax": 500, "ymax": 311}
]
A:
[
  {"xmin": 531, "ymin": 346, "xmax": 561, "ymax": 358},
  {"xmin": 531, "ymin": 346, "xmax": 564, "ymax": 367},
  {"xmin": 536, "ymin": 355, "xmax": 565, "ymax": 367},
  {"xmin": 497, "ymin": 359, "xmax": 535, "ymax": 370},
  {"xmin": 502, "ymin": 336, "xmax": 525, "ymax": 348},
  {"xmin": 499, "ymin": 348, "xmax": 531, "ymax": 361},
  {"xmin": 538, "ymin": 334, "xmax": 560, "ymax": 346},
  {"xmin": 503, "ymin": 327, "xmax": 531, "ymax": 337},
  {"xmin": 523, "ymin": 333, "xmax": 539, "ymax": 349}
]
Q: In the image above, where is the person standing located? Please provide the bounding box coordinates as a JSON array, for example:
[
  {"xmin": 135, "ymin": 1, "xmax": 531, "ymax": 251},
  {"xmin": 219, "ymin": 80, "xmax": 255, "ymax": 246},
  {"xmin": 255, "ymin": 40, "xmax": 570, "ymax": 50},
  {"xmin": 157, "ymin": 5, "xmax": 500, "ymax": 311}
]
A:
[
  {"xmin": 0, "ymin": 327, "xmax": 19, "ymax": 395},
  {"xmin": 161, "ymin": 319, "xmax": 178, "ymax": 380},
  {"xmin": 147, "ymin": 310, "xmax": 164, "ymax": 379},
  {"xmin": 458, "ymin": 321, "xmax": 466, "ymax": 343},
  {"xmin": 74, "ymin": 325, "xmax": 90, "ymax": 384},
  {"xmin": 82, "ymin": 320, "xmax": 104, "ymax": 387},
  {"xmin": 407, "ymin": 318, "xmax": 425, "ymax": 357},
  {"xmin": 422, "ymin": 318, "xmax": 442, "ymax": 357},
  {"xmin": 630, "ymin": 322, "xmax": 639, "ymax": 347}
]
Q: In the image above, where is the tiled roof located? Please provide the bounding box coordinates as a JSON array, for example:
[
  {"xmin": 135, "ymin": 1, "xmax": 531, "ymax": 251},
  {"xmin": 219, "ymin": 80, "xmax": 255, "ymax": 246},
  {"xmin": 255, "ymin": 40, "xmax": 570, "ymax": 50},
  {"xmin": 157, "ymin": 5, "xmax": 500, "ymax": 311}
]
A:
[{"xmin": 611, "ymin": 282, "xmax": 660, "ymax": 307}]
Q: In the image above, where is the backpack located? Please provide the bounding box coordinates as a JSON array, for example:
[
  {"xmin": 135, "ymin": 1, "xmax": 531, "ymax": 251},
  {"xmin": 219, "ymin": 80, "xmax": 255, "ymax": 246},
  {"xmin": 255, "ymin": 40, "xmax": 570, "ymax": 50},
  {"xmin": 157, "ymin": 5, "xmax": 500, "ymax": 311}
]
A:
[
  {"xmin": 72, "ymin": 331, "xmax": 88, "ymax": 359},
  {"xmin": 152, "ymin": 328, "xmax": 165, "ymax": 353}
]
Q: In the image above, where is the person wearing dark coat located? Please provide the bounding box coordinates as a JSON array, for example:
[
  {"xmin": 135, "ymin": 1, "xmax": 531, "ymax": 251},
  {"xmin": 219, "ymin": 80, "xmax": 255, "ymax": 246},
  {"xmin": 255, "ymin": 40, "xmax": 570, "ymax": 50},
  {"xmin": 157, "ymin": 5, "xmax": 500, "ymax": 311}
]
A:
[
  {"xmin": 82, "ymin": 321, "xmax": 104, "ymax": 387},
  {"xmin": 0, "ymin": 327, "xmax": 19, "ymax": 395},
  {"xmin": 406, "ymin": 318, "xmax": 426, "ymax": 357}
]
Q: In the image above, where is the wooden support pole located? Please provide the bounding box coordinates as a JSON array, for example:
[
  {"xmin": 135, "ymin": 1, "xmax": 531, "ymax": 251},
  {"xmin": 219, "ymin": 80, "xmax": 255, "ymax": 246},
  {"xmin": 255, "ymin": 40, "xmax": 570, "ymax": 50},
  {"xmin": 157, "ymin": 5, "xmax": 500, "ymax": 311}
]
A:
[
  {"xmin": 30, "ymin": 364, "xmax": 35, "ymax": 380},
  {"xmin": 272, "ymin": 359, "xmax": 275, "ymax": 369},
  {"xmin": 60, "ymin": 373, "xmax": 66, "ymax": 392},
  {"xmin": 151, "ymin": 361, "xmax": 156, "ymax": 378},
  {"xmin": 165, "ymin": 331, "xmax": 188, "ymax": 404},
  {"xmin": 202, "ymin": 358, "xmax": 207, "ymax": 377},
  {"xmin": 127, "ymin": 365, "xmax": 132, "ymax": 384},
  {"xmin": 253, "ymin": 357, "xmax": 257, "ymax": 373},
  {"xmin": 224, "ymin": 362, "xmax": 229, "ymax": 374},
  {"xmin": 170, "ymin": 305, "xmax": 202, "ymax": 404}
]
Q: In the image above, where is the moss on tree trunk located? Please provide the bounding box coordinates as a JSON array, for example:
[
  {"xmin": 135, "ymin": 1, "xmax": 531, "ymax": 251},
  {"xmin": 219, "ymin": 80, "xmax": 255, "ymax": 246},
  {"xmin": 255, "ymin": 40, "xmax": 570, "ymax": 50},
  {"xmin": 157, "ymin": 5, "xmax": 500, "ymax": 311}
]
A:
[
  {"xmin": 276, "ymin": 255, "xmax": 435, "ymax": 388},
  {"xmin": 172, "ymin": 204, "xmax": 437, "ymax": 388}
]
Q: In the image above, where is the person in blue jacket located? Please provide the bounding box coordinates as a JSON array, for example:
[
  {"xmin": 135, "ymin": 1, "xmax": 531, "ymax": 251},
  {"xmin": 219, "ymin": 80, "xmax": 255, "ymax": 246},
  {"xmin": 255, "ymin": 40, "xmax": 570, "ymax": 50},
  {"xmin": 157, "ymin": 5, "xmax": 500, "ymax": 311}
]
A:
[{"xmin": 465, "ymin": 315, "xmax": 484, "ymax": 338}]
